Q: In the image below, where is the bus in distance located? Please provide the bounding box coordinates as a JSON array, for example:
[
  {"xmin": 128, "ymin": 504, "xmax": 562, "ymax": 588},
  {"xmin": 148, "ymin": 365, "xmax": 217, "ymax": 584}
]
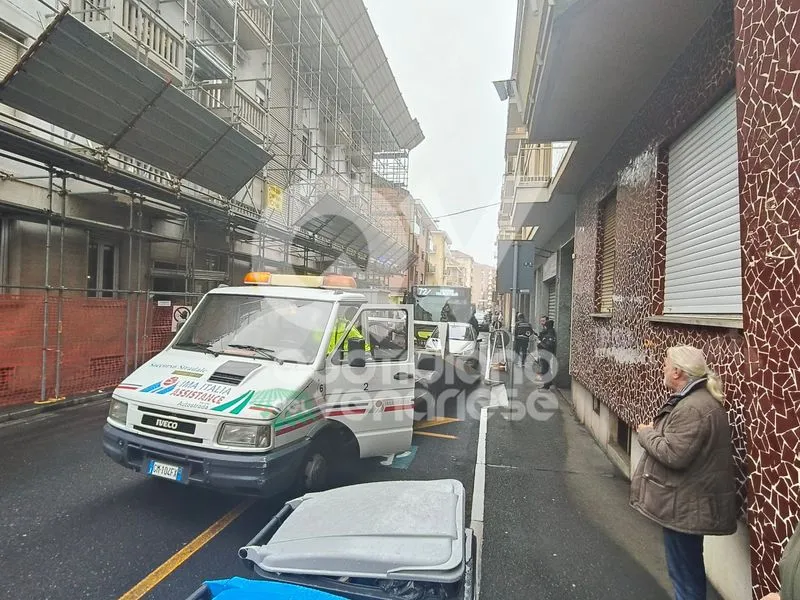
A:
[{"xmin": 404, "ymin": 285, "xmax": 472, "ymax": 346}]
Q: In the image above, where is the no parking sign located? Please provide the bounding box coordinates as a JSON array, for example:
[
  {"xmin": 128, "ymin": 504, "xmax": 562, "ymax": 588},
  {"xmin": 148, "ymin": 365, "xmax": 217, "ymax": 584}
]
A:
[{"xmin": 171, "ymin": 305, "xmax": 191, "ymax": 332}]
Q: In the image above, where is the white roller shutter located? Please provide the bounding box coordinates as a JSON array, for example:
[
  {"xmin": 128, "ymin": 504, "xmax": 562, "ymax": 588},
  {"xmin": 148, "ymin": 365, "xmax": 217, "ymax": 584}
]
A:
[
  {"xmin": 599, "ymin": 196, "xmax": 616, "ymax": 313},
  {"xmin": 664, "ymin": 92, "xmax": 742, "ymax": 315},
  {"xmin": 0, "ymin": 34, "xmax": 19, "ymax": 80},
  {"xmin": 546, "ymin": 279, "xmax": 557, "ymax": 321}
]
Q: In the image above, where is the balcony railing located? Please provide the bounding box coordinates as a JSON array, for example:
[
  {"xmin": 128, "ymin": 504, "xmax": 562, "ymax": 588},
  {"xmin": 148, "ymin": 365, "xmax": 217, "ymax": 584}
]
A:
[
  {"xmin": 239, "ymin": 0, "xmax": 271, "ymax": 42},
  {"xmin": 515, "ymin": 143, "xmax": 552, "ymax": 187},
  {"xmin": 502, "ymin": 174, "xmax": 515, "ymax": 199},
  {"xmin": 70, "ymin": 0, "xmax": 184, "ymax": 84},
  {"xmin": 196, "ymin": 82, "xmax": 266, "ymax": 142}
]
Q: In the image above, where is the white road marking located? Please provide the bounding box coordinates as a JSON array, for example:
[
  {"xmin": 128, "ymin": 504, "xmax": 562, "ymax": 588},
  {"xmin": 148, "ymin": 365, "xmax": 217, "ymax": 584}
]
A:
[{"xmin": 470, "ymin": 381, "xmax": 508, "ymax": 599}]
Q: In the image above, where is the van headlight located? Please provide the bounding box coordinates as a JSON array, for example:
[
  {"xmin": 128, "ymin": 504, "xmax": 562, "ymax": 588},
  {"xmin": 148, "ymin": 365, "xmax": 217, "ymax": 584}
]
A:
[
  {"xmin": 109, "ymin": 398, "xmax": 128, "ymax": 425},
  {"xmin": 218, "ymin": 423, "xmax": 271, "ymax": 448}
]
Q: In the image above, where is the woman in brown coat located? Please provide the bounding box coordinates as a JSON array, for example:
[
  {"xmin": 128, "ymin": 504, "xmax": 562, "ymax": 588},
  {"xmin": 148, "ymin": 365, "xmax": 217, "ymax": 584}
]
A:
[{"xmin": 631, "ymin": 345, "xmax": 738, "ymax": 600}]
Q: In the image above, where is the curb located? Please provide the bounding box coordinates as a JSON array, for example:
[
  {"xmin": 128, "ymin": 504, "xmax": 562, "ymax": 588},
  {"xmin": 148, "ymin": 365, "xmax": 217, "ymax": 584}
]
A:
[{"xmin": 0, "ymin": 390, "xmax": 112, "ymax": 424}]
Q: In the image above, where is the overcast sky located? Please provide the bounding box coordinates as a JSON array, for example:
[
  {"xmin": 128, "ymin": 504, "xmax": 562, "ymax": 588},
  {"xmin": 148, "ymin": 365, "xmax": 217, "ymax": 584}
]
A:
[{"xmin": 364, "ymin": 0, "xmax": 517, "ymax": 267}]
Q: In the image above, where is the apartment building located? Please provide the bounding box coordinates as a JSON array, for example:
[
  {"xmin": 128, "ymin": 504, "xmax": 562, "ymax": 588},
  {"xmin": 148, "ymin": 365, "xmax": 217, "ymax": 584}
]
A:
[
  {"xmin": 471, "ymin": 262, "xmax": 495, "ymax": 311},
  {"xmin": 0, "ymin": 0, "xmax": 422, "ymax": 406},
  {"xmin": 413, "ymin": 200, "xmax": 436, "ymax": 287},
  {"xmin": 499, "ymin": 0, "xmax": 799, "ymax": 597},
  {"xmin": 446, "ymin": 250, "xmax": 473, "ymax": 289},
  {"xmin": 427, "ymin": 230, "xmax": 451, "ymax": 287}
]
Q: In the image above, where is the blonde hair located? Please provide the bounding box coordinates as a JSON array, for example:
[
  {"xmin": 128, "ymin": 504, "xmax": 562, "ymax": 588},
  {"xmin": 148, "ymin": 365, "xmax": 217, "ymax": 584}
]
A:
[{"xmin": 666, "ymin": 345, "xmax": 725, "ymax": 403}]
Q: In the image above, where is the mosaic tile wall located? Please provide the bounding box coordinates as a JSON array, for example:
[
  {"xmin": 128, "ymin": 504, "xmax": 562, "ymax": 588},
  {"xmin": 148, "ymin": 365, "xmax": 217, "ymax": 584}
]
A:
[
  {"xmin": 567, "ymin": 0, "xmax": 782, "ymax": 592},
  {"xmin": 733, "ymin": 0, "xmax": 800, "ymax": 596}
]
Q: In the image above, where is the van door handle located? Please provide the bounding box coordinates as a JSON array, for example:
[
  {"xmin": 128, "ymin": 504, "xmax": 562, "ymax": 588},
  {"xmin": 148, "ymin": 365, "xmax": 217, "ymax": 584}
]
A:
[{"xmin": 394, "ymin": 372, "xmax": 414, "ymax": 380}]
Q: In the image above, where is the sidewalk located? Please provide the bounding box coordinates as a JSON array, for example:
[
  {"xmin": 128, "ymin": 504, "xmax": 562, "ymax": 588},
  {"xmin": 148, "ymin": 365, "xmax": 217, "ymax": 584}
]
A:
[
  {"xmin": 478, "ymin": 376, "xmax": 692, "ymax": 599},
  {"xmin": 0, "ymin": 389, "xmax": 112, "ymax": 424}
]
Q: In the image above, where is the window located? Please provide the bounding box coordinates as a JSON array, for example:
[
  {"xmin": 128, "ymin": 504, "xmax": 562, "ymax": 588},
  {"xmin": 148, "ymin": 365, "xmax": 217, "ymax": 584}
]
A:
[
  {"xmin": 546, "ymin": 279, "xmax": 557, "ymax": 321},
  {"xmin": 431, "ymin": 324, "xmax": 474, "ymax": 342},
  {"xmin": 330, "ymin": 307, "xmax": 409, "ymax": 363},
  {"xmin": 616, "ymin": 417, "xmax": 631, "ymax": 456},
  {"xmin": 87, "ymin": 242, "xmax": 117, "ymax": 298},
  {"xmin": 597, "ymin": 193, "xmax": 617, "ymax": 313},
  {"xmin": 174, "ymin": 295, "xmax": 333, "ymax": 365},
  {"xmin": 664, "ymin": 92, "xmax": 741, "ymax": 315}
]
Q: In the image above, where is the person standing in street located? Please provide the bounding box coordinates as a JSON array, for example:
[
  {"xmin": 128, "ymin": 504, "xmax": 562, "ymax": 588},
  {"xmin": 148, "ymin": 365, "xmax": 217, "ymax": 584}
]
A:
[
  {"xmin": 513, "ymin": 312, "xmax": 533, "ymax": 368},
  {"xmin": 631, "ymin": 345, "xmax": 737, "ymax": 600},
  {"xmin": 538, "ymin": 314, "xmax": 547, "ymax": 333},
  {"xmin": 469, "ymin": 306, "xmax": 480, "ymax": 336},
  {"xmin": 536, "ymin": 319, "xmax": 556, "ymax": 388}
]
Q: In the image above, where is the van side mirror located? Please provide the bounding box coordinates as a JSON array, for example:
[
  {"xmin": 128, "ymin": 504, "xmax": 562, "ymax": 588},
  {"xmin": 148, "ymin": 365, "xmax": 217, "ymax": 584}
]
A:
[{"xmin": 348, "ymin": 338, "xmax": 366, "ymax": 368}]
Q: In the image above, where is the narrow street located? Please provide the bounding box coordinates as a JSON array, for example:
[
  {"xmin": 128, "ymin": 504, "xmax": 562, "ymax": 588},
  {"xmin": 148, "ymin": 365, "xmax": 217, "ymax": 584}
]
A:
[
  {"xmin": 0, "ymin": 395, "xmax": 480, "ymax": 599},
  {"xmin": 0, "ymin": 372, "xmax": 704, "ymax": 599}
]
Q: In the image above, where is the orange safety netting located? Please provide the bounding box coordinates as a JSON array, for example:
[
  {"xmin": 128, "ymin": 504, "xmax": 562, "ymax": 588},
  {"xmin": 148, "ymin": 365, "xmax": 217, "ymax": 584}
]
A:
[{"xmin": 0, "ymin": 294, "xmax": 188, "ymax": 408}]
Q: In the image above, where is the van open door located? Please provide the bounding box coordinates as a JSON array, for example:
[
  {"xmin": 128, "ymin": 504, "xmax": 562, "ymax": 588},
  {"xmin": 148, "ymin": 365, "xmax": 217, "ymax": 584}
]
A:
[{"xmin": 324, "ymin": 304, "xmax": 415, "ymax": 458}]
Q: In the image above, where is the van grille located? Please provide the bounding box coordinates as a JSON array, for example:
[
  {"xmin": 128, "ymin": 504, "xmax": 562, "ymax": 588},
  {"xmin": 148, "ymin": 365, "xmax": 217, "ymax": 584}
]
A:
[{"xmin": 138, "ymin": 405, "xmax": 208, "ymax": 423}]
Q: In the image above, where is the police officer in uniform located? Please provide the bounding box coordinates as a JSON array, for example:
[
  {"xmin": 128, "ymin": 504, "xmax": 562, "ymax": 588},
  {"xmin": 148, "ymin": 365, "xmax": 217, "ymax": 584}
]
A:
[{"xmin": 513, "ymin": 312, "xmax": 534, "ymax": 368}]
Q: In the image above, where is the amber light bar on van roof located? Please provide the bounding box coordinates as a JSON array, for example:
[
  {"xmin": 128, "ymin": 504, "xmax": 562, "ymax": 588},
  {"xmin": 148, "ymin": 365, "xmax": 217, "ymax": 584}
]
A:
[{"xmin": 243, "ymin": 272, "xmax": 357, "ymax": 289}]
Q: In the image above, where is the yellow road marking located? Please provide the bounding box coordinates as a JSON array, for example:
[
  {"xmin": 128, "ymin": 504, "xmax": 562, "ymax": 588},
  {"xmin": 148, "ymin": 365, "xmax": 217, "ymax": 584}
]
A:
[
  {"xmin": 413, "ymin": 417, "xmax": 462, "ymax": 431},
  {"xmin": 414, "ymin": 431, "xmax": 458, "ymax": 440},
  {"xmin": 119, "ymin": 499, "xmax": 254, "ymax": 600}
]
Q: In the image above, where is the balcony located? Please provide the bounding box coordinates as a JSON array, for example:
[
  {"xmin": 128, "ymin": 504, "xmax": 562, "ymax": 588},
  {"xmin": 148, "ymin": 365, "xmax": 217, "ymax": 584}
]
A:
[
  {"xmin": 515, "ymin": 144, "xmax": 552, "ymax": 188},
  {"xmin": 70, "ymin": 0, "xmax": 184, "ymax": 84},
  {"xmin": 196, "ymin": 82, "xmax": 266, "ymax": 143},
  {"xmin": 502, "ymin": 174, "xmax": 515, "ymax": 200},
  {"xmin": 237, "ymin": 0, "xmax": 271, "ymax": 49},
  {"xmin": 508, "ymin": 142, "xmax": 578, "ymax": 232}
]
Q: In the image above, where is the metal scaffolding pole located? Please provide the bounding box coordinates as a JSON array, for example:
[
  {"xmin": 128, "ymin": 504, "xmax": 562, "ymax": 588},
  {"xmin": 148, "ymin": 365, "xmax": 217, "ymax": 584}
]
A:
[
  {"xmin": 40, "ymin": 169, "xmax": 53, "ymax": 403},
  {"xmin": 54, "ymin": 173, "xmax": 67, "ymax": 399},
  {"xmin": 134, "ymin": 197, "xmax": 143, "ymax": 368},
  {"xmin": 124, "ymin": 195, "xmax": 134, "ymax": 375}
]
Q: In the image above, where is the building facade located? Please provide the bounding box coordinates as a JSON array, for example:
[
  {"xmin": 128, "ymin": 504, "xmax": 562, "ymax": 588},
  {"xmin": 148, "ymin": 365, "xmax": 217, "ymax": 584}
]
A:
[
  {"xmin": 427, "ymin": 230, "xmax": 451, "ymax": 287},
  {"xmin": 0, "ymin": 0, "xmax": 422, "ymax": 407},
  {"xmin": 501, "ymin": 0, "xmax": 800, "ymax": 597},
  {"xmin": 446, "ymin": 250, "xmax": 474, "ymax": 289},
  {"xmin": 414, "ymin": 201, "xmax": 436, "ymax": 287},
  {"xmin": 471, "ymin": 263, "xmax": 495, "ymax": 311}
]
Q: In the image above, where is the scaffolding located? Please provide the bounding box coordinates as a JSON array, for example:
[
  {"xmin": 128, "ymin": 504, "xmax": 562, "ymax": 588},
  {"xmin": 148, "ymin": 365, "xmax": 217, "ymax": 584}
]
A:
[
  {"xmin": 64, "ymin": 0, "xmax": 422, "ymax": 270},
  {"xmin": 0, "ymin": 0, "xmax": 423, "ymax": 407}
]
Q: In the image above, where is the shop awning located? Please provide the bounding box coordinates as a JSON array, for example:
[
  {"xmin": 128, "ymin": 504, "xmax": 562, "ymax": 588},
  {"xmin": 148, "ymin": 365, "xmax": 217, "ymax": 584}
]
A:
[{"xmin": 0, "ymin": 9, "xmax": 270, "ymax": 198}]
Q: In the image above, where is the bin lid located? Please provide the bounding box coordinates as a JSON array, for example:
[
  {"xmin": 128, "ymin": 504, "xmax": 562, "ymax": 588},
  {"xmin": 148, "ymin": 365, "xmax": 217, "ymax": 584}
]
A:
[{"xmin": 240, "ymin": 479, "xmax": 465, "ymax": 583}]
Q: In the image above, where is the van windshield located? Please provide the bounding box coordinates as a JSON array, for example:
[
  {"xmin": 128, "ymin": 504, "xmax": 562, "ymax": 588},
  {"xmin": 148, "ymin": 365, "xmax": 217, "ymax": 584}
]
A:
[{"xmin": 173, "ymin": 294, "xmax": 333, "ymax": 364}]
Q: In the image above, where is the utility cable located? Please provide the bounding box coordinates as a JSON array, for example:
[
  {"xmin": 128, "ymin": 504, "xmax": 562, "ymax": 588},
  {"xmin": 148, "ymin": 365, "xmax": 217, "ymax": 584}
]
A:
[{"xmin": 433, "ymin": 202, "xmax": 501, "ymax": 220}]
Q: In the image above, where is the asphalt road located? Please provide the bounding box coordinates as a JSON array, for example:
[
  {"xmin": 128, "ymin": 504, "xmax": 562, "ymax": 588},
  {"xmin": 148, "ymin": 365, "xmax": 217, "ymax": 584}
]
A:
[{"xmin": 0, "ymin": 389, "xmax": 481, "ymax": 600}]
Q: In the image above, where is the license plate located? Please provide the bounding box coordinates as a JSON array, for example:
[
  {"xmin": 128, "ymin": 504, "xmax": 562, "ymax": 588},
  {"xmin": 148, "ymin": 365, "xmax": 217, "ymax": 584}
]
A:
[{"xmin": 147, "ymin": 460, "xmax": 183, "ymax": 481}]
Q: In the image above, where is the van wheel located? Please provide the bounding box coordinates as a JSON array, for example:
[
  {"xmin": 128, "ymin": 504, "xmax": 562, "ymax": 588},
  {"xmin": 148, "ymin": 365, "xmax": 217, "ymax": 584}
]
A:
[{"xmin": 299, "ymin": 441, "xmax": 330, "ymax": 493}]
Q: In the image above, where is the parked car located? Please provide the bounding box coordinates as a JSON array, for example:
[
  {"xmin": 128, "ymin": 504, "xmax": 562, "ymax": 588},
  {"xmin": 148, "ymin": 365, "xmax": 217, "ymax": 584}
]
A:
[{"xmin": 424, "ymin": 322, "xmax": 481, "ymax": 386}]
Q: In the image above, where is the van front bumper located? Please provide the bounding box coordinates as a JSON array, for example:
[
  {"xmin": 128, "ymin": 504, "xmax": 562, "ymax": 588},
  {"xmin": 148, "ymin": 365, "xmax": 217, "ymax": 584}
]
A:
[{"xmin": 102, "ymin": 424, "xmax": 309, "ymax": 496}]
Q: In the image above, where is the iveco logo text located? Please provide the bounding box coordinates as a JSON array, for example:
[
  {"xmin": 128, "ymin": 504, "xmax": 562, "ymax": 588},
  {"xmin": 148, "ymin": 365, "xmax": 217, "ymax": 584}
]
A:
[{"xmin": 155, "ymin": 418, "xmax": 179, "ymax": 430}]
